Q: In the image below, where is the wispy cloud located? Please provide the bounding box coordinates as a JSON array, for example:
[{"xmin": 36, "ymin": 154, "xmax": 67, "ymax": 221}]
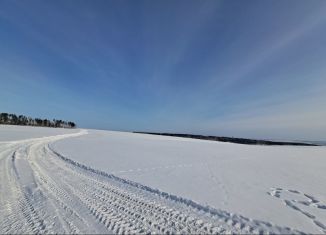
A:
[{"xmin": 1, "ymin": 1, "xmax": 326, "ymax": 139}]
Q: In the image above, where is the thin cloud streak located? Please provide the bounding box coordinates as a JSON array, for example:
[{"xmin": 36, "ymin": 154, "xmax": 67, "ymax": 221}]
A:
[{"xmin": 0, "ymin": 1, "xmax": 325, "ymax": 140}]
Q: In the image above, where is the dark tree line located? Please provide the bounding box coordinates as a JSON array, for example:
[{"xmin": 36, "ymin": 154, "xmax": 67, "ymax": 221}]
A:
[
  {"xmin": 0, "ymin": 113, "xmax": 76, "ymax": 128},
  {"xmin": 134, "ymin": 132, "xmax": 318, "ymax": 146}
]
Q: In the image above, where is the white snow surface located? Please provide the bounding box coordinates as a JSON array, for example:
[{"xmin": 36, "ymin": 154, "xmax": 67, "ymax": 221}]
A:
[
  {"xmin": 0, "ymin": 125, "xmax": 78, "ymax": 141},
  {"xmin": 53, "ymin": 129, "xmax": 326, "ymax": 234},
  {"xmin": 0, "ymin": 126, "xmax": 325, "ymax": 234}
]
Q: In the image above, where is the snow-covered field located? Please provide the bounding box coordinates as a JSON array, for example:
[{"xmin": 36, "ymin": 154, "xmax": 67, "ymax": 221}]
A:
[
  {"xmin": 0, "ymin": 125, "xmax": 78, "ymax": 141},
  {"xmin": 1, "ymin": 126, "xmax": 325, "ymax": 234}
]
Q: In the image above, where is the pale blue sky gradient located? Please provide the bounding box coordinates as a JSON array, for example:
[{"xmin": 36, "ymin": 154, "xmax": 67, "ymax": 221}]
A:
[{"xmin": 1, "ymin": 0, "xmax": 326, "ymax": 140}]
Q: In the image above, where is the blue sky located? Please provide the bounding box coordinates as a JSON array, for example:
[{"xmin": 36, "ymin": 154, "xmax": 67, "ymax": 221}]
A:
[{"xmin": 1, "ymin": 0, "xmax": 326, "ymax": 140}]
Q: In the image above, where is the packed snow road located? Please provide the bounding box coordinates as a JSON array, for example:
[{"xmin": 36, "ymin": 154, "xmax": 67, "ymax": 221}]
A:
[{"xmin": 0, "ymin": 130, "xmax": 301, "ymax": 234}]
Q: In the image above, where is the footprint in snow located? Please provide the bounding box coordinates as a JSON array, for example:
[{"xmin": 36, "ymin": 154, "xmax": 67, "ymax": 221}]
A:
[{"xmin": 267, "ymin": 187, "xmax": 326, "ymax": 233}]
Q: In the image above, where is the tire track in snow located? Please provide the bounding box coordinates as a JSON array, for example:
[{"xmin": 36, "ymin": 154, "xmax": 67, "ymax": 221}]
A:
[
  {"xmin": 44, "ymin": 145, "xmax": 229, "ymax": 234},
  {"xmin": 0, "ymin": 130, "xmax": 302, "ymax": 234}
]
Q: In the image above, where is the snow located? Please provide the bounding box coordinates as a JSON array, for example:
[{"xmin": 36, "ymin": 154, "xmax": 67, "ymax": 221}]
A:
[
  {"xmin": 52, "ymin": 129, "xmax": 326, "ymax": 234},
  {"xmin": 0, "ymin": 125, "xmax": 78, "ymax": 141},
  {"xmin": 0, "ymin": 126, "xmax": 325, "ymax": 234}
]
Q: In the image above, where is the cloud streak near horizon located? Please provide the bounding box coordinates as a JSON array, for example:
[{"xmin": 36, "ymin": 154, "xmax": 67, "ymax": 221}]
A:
[{"xmin": 0, "ymin": 0, "xmax": 326, "ymax": 140}]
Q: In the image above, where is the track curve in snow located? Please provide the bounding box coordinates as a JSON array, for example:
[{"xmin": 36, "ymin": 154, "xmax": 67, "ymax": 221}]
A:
[{"xmin": 0, "ymin": 130, "xmax": 302, "ymax": 234}]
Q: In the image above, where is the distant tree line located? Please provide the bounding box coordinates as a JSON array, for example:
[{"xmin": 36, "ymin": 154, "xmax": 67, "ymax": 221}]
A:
[
  {"xmin": 134, "ymin": 132, "xmax": 318, "ymax": 146},
  {"xmin": 0, "ymin": 113, "xmax": 76, "ymax": 128}
]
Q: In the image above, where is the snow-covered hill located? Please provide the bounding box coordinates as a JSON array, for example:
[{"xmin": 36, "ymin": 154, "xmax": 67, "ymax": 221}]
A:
[{"xmin": 0, "ymin": 126, "xmax": 325, "ymax": 234}]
